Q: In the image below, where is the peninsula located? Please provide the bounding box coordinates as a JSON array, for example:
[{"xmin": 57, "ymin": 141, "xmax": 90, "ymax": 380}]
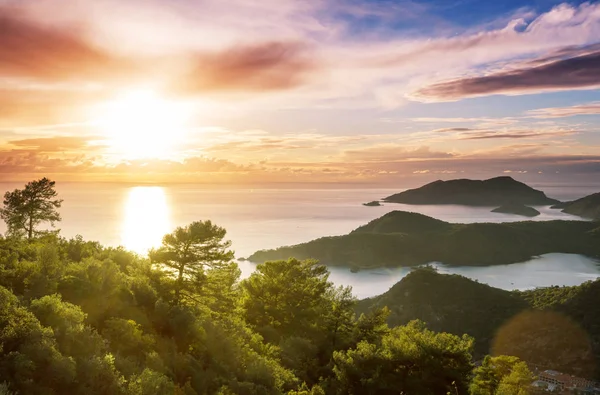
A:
[
  {"xmin": 248, "ymin": 211, "xmax": 600, "ymax": 268},
  {"xmin": 559, "ymin": 192, "xmax": 600, "ymax": 220}
]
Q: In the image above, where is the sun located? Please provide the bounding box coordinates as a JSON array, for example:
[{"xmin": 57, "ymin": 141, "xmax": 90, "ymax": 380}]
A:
[{"xmin": 98, "ymin": 89, "xmax": 190, "ymax": 158}]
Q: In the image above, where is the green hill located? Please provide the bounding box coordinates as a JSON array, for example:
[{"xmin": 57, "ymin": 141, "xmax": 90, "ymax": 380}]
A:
[
  {"xmin": 383, "ymin": 176, "xmax": 560, "ymax": 206},
  {"xmin": 356, "ymin": 269, "xmax": 527, "ymax": 356},
  {"xmin": 358, "ymin": 269, "xmax": 600, "ymax": 378},
  {"xmin": 248, "ymin": 211, "xmax": 600, "ymax": 268}
]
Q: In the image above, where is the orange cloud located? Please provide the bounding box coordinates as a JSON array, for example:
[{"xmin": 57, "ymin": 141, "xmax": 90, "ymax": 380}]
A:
[
  {"xmin": 0, "ymin": 8, "xmax": 126, "ymax": 82},
  {"xmin": 169, "ymin": 41, "xmax": 316, "ymax": 94}
]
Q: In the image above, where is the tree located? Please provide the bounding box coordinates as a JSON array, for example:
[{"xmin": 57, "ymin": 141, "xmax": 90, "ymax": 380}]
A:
[
  {"xmin": 1, "ymin": 178, "xmax": 62, "ymax": 240},
  {"xmin": 241, "ymin": 258, "xmax": 356, "ymax": 385},
  {"xmin": 149, "ymin": 221, "xmax": 234, "ymax": 304},
  {"xmin": 496, "ymin": 362, "xmax": 535, "ymax": 395},
  {"xmin": 470, "ymin": 356, "xmax": 535, "ymax": 395},
  {"xmin": 330, "ymin": 321, "xmax": 474, "ymax": 395},
  {"xmin": 241, "ymin": 258, "xmax": 348, "ymax": 342}
]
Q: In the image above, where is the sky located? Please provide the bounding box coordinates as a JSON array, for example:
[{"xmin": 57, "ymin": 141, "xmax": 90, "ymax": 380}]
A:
[{"xmin": 0, "ymin": 0, "xmax": 599, "ymax": 185}]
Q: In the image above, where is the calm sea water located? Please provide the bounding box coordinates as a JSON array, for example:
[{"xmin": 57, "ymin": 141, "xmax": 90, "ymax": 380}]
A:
[{"xmin": 0, "ymin": 182, "xmax": 598, "ymax": 298}]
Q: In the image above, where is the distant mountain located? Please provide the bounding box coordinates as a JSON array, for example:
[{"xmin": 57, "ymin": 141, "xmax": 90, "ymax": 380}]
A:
[
  {"xmin": 383, "ymin": 176, "xmax": 560, "ymax": 206},
  {"xmin": 357, "ymin": 269, "xmax": 600, "ymax": 378},
  {"xmin": 560, "ymin": 192, "xmax": 600, "ymax": 220},
  {"xmin": 248, "ymin": 211, "xmax": 600, "ymax": 268},
  {"xmin": 491, "ymin": 203, "xmax": 540, "ymax": 217}
]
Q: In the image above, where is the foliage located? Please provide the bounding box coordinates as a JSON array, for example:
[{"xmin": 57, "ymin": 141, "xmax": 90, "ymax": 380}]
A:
[
  {"xmin": 496, "ymin": 362, "xmax": 535, "ymax": 395},
  {"xmin": 330, "ymin": 321, "xmax": 474, "ymax": 395},
  {"xmin": 149, "ymin": 220, "xmax": 235, "ymax": 304},
  {"xmin": 470, "ymin": 355, "xmax": 535, "ymax": 395},
  {"xmin": 0, "ymin": 228, "xmax": 504, "ymax": 394},
  {"xmin": 1, "ymin": 178, "xmax": 63, "ymax": 240},
  {"xmin": 241, "ymin": 258, "xmax": 357, "ymax": 385}
]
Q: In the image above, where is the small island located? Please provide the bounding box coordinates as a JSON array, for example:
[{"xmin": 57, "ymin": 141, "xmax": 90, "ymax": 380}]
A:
[
  {"xmin": 383, "ymin": 176, "xmax": 560, "ymax": 206},
  {"xmin": 363, "ymin": 201, "xmax": 381, "ymax": 207},
  {"xmin": 491, "ymin": 203, "xmax": 540, "ymax": 217}
]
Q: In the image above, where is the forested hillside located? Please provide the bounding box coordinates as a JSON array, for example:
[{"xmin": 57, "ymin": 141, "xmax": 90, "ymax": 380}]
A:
[
  {"xmin": 249, "ymin": 211, "xmax": 600, "ymax": 268},
  {"xmin": 358, "ymin": 268, "xmax": 600, "ymax": 380}
]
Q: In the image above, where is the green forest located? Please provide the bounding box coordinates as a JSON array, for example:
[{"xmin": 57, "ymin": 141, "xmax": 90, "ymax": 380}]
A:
[{"xmin": 0, "ymin": 179, "xmax": 591, "ymax": 394}]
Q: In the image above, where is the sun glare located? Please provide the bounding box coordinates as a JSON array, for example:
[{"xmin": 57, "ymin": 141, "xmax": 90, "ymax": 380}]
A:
[
  {"xmin": 122, "ymin": 187, "xmax": 171, "ymax": 253},
  {"xmin": 99, "ymin": 89, "xmax": 190, "ymax": 158}
]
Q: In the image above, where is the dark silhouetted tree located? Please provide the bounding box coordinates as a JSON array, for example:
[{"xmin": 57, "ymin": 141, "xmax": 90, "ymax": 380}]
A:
[
  {"xmin": 149, "ymin": 221, "xmax": 234, "ymax": 304},
  {"xmin": 0, "ymin": 178, "xmax": 62, "ymax": 240}
]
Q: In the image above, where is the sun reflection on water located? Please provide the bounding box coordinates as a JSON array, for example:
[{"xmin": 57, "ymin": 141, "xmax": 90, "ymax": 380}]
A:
[{"xmin": 122, "ymin": 187, "xmax": 171, "ymax": 253}]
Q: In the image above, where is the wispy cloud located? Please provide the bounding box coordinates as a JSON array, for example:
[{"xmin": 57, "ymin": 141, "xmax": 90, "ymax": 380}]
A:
[
  {"xmin": 526, "ymin": 102, "xmax": 600, "ymax": 118},
  {"xmin": 458, "ymin": 129, "xmax": 579, "ymax": 140},
  {"xmin": 411, "ymin": 46, "xmax": 600, "ymax": 102},
  {"xmin": 0, "ymin": 9, "xmax": 128, "ymax": 82},
  {"xmin": 343, "ymin": 145, "xmax": 455, "ymax": 162},
  {"xmin": 7, "ymin": 136, "xmax": 103, "ymax": 152},
  {"xmin": 169, "ymin": 41, "xmax": 317, "ymax": 94}
]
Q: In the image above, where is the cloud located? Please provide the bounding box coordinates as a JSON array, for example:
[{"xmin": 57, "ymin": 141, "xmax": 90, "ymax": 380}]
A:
[
  {"xmin": 412, "ymin": 46, "xmax": 600, "ymax": 102},
  {"xmin": 411, "ymin": 117, "xmax": 518, "ymax": 126},
  {"xmin": 431, "ymin": 127, "xmax": 474, "ymax": 133},
  {"xmin": 526, "ymin": 102, "xmax": 600, "ymax": 118},
  {"xmin": 0, "ymin": 8, "xmax": 128, "ymax": 82},
  {"xmin": 0, "ymin": 6, "xmax": 316, "ymax": 94},
  {"xmin": 7, "ymin": 136, "xmax": 102, "ymax": 152},
  {"xmin": 343, "ymin": 145, "xmax": 455, "ymax": 162},
  {"xmin": 459, "ymin": 129, "xmax": 579, "ymax": 140},
  {"xmin": 170, "ymin": 41, "xmax": 316, "ymax": 93}
]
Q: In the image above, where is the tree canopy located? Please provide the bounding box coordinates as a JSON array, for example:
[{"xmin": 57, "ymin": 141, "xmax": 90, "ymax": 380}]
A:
[
  {"xmin": 148, "ymin": 220, "xmax": 235, "ymax": 304},
  {"xmin": 1, "ymin": 178, "xmax": 63, "ymax": 240}
]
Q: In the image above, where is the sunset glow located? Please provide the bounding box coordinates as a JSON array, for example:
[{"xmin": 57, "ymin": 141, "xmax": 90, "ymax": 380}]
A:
[
  {"xmin": 97, "ymin": 90, "xmax": 190, "ymax": 159},
  {"xmin": 0, "ymin": 0, "xmax": 598, "ymax": 183},
  {"xmin": 121, "ymin": 186, "xmax": 170, "ymax": 252}
]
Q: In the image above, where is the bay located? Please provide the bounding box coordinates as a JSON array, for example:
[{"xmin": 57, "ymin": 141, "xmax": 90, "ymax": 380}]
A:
[{"xmin": 0, "ymin": 182, "xmax": 598, "ymax": 297}]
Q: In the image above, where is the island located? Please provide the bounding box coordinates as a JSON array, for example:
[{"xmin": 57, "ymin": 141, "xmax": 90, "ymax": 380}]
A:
[
  {"xmin": 559, "ymin": 192, "xmax": 600, "ymax": 220},
  {"xmin": 383, "ymin": 176, "xmax": 560, "ymax": 206},
  {"xmin": 491, "ymin": 203, "xmax": 540, "ymax": 217},
  {"xmin": 248, "ymin": 210, "xmax": 600, "ymax": 268},
  {"xmin": 363, "ymin": 201, "xmax": 381, "ymax": 207}
]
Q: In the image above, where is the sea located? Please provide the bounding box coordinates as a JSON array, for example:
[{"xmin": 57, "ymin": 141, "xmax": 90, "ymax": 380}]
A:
[{"xmin": 0, "ymin": 182, "xmax": 599, "ymax": 299}]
